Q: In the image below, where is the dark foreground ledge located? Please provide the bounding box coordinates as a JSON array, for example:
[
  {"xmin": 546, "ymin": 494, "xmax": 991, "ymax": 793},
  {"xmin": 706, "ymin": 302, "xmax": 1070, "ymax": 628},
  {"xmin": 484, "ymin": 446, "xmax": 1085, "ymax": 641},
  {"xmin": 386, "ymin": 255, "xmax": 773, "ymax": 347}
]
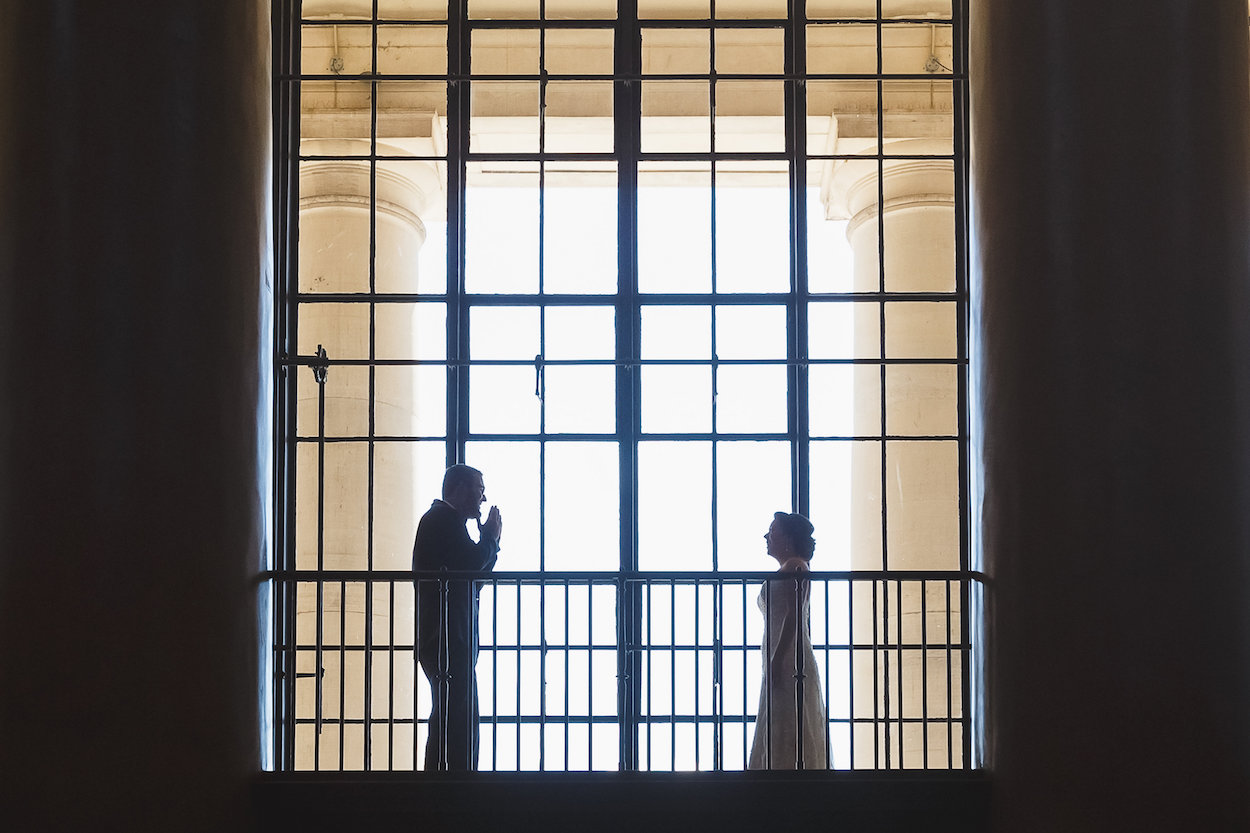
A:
[{"xmin": 256, "ymin": 770, "xmax": 991, "ymax": 833}]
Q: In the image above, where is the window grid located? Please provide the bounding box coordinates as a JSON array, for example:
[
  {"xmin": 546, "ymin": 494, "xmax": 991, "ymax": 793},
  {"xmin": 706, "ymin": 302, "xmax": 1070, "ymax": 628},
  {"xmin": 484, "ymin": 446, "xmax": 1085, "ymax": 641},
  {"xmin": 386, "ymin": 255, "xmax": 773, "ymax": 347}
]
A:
[{"xmin": 275, "ymin": 0, "xmax": 972, "ymax": 773}]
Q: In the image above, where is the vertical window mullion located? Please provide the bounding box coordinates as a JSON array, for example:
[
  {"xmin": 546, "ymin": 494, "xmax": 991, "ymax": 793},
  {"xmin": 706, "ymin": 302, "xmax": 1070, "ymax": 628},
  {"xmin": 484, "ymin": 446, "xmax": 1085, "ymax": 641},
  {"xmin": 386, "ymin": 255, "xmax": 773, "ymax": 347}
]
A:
[
  {"xmin": 875, "ymin": 2, "xmax": 889, "ymax": 580},
  {"xmin": 274, "ymin": 0, "xmax": 302, "ymax": 773},
  {"xmin": 537, "ymin": 6, "xmax": 550, "ymax": 755},
  {"xmin": 587, "ymin": 582, "xmax": 594, "ymax": 767},
  {"xmin": 787, "ymin": 0, "xmax": 809, "ymax": 517},
  {"xmin": 362, "ymin": 3, "xmax": 380, "ymax": 771},
  {"xmin": 616, "ymin": 0, "xmax": 642, "ymax": 773},
  {"xmin": 448, "ymin": 0, "xmax": 470, "ymax": 468},
  {"xmin": 953, "ymin": 1, "xmax": 975, "ymax": 771}
]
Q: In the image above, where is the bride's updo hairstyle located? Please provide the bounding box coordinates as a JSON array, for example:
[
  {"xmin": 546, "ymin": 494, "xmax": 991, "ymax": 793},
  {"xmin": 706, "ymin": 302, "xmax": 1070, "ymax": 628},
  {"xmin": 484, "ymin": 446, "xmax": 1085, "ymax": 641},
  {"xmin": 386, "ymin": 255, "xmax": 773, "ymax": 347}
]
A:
[{"xmin": 772, "ymin": 511, "xmax": 816, "ymax": 561}]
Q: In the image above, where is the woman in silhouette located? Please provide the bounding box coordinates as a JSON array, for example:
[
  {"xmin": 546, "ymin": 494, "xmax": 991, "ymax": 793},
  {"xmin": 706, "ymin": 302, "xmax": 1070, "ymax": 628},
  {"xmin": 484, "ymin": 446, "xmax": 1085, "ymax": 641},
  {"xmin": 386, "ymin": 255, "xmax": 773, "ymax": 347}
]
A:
[{"xmin": 748, "ymin": 511, "xmax": 827, "ymax": 769}]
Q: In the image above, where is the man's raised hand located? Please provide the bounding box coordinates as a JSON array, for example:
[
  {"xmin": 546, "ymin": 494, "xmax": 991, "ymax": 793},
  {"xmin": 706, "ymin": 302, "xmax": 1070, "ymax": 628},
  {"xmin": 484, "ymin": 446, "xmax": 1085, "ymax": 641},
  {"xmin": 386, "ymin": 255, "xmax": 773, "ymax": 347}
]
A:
[{"xmin": 479, "ymin": 505, "xmax": 502, "ymax": 543}]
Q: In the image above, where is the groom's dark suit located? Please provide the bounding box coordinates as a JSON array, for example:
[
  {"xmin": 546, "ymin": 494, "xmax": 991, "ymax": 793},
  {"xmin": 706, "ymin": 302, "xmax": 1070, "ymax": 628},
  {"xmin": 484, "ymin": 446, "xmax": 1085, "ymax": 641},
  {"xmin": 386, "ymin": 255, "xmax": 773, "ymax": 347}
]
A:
[{"xmin": 413, "ymin": 499, "xmax": 500, "ymax": 770}]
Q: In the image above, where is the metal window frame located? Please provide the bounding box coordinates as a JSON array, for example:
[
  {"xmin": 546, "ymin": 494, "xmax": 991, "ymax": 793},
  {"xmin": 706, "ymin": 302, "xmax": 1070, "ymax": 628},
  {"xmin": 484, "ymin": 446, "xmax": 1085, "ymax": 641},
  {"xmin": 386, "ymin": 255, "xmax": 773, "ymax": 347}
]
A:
[{"xmin": 272, "ymin": 0, "xmax": 972, "ymax": 773}]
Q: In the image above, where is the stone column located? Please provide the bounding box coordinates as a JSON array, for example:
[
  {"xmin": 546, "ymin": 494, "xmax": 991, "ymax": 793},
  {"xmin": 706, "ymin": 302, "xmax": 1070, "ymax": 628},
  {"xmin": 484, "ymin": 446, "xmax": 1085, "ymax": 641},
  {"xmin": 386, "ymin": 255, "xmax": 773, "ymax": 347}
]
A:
[
  {"xmin": 0, "ymin": 4, "xmax": 269, "ymax": 831},
  {"xmin": 973, "ymin": 2, "xmax": 1250, "ymax": 830},
  {"xmin": 828, "ymin": 139, "xmax": 960, "ymax": 768},
  {"xmin": 295, "ymin": 139, "xmax": 437, "ymax": 769}
]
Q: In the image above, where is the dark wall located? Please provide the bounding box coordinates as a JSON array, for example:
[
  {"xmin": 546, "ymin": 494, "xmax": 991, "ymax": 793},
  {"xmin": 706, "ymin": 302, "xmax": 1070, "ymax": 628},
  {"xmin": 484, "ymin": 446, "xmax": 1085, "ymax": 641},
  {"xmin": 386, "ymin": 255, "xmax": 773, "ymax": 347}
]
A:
[
  {"xmin": 972, "ymin": 1, "xmax": 1250, "ymax": 830},
  {"xmin": 256, "ymin": 772, "xmax": 990, "ymax": 833},
  {"xmin": 3, "ymin": 2, "xmax": 1249, "ymax": 831},
  {"xmin": 0, "ymin": 3, "xmax": 271, "ymax": 830}
]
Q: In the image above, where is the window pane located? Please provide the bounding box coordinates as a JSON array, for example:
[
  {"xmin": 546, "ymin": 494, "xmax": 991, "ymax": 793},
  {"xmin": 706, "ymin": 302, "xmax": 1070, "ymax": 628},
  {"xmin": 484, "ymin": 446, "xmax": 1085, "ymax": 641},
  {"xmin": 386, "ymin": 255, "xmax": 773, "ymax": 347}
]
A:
[
  {"xmin": 375, "ymin": 81, "xmax": 449, "ymax": 133},
  {"xmin": 299, "ymin": 364, "xmax": 369, "ymax": 437},
  {"xmin": 303, "ymin": 1, "xmax": 371, "ymax": 19},
  {"xmin": 471, "ymin": 82, "xmax": 540, "ymax": 153},
  {"xmin": 469, "ymin": 0, "xmax": 539, "ymax": 18},
  {"xmin": 715, "ymin": 441, "xmax": 791, "ymax": 571},
  {"xmin": 806, "ymin": 24, "xmax": 878, "ymax": 75},
  {"xmin": 545, "ymin": 81, "xmax": 615, "ymax": 152},
  {"xmin": 640, "ymin": 82, "xmax": 710, "ymax": 154},
  {"xmin": 642, "ymin": 28, "xmax": 709, "ymax": 74},
  {"xmin": 715, "ymin": 305, "xmax": 787, "ymax": 359},
  {"xmin": 470, "ymin": 366, "xmax": 541, "ymax": 434},
  {"xmin": 809, "ymin": 301, "xmax": 881, "ymax": 360},
  {"xmin": 544, "ymin": 167, "xmax": 618, "ymax": 294},
  {"xmin": 544, "ymin": 443, "xmax": 620, "ymax": 571},
  {"xmin": 885, "ymin": 364, "xmax": 957, "ymax": 437},
  {"xmin": 466, "ymin": 163, "xmax": 539, "ymax": 292},
  {"xmin": 716, "ymin": 365, "xmax": 787, "ymax": 434},
  {"xmin": 817, "ymin": 439, "xmax": 882, "ymax": 570},
  {"xmin": 298, "ymin": 302, "xmax": 370, "ymax": 360},
  {"xmin": 639, "ymin": 442, "xmax": 712, "ymax": 570},
  {"xmin": 883, "ymin": 80, "xmax": 953, "ymax": 157},
  {"xmin": 642, "ymin": 305, "xmax": 711, "ymax": 359},
  {"xmin": 714, "ymin": 81, "xmax": 784, "ymax": 153},
  {"xmin": 809, "ymin": 364, "xmax": 879, "ymax": 438},
  {"xmin": 806, "ymin": 0, "xmax": 877, "ymax": 19},
  {"xmin": 472, "ymin": 29, "xmax": 540, "ymax": 75},
  {"xmin": 377, "ymin": 25, "xmax": 447, "ymax": 74},
  {"xmin": 375, "ymin": 365, "xmax": 447, "ymax": 436},
  {"xmin": 376, "ymin": 303, "xmax": 446, "ymax": 360},
  {"xmin": 376, "ymin": 158, "xmax": 447, "ymax": 295},
  {"xmin": 883, "ymin": 302, "xmax": 956, "ymax": 358},
  {"xmin": 299, "ymin": 158, "xmax": 370, "ymax": 293},
  {"xmin": 544, "ymin": 366, "xmax": 616, "ymax": 433},
  {"xmin": 714, "ymin": 167, "xmax": 789, "ymax": 292},
  {"xmin": 714, "ymin": 28, "xmax": 784, "ymax": 74},
  {"xmin": 544, "ymin": 28, "xmax": 614, "ymax": 73},
  {"xmin": 716, "ymin": 0, "xmax": 787, "ymax": 18},
  {"xmin": 298, "ymin": 441, "xmax": 370, "ymax": 570},
  {"xmin": 807, "ymin": 80, "xmax": 877, "ymax": 156},
  {"xmin": 373, "ymin": 440, "xmax": 447, "ymax": 569},
  {"xmin": 882, "ymin": 0, "xmax": 952, "ymax": 17},
  {"xmin": 885, "ymin": 441, "xmax": 958, "ymax": 570},
  {"xmin": 806, "ymin": 158, "xmax": 857, "ymax": 293},
  {"xmin": 882, "ymin": 159, "xmax": 955, "ymax": 292},
  {"xmin": 808, "ymin": 440, "xmax": 855, "ymax": 571},
  {"xmin": 882, "ymin": 23, "xmax": 952, "ymax": 76},
  {"xmin": 300, "ymin": 81, "xmax": 372, "ymax": 151},
  {"xmin": 471, "ymin": 306, "xmax": 540, "ymax": 359},
  {"xmin": 302, "ymin": 23, "xmax": 372, "ymax": 75},
  {"xmin": 642, "ymin": 366, "xmax": 712, "ymax": 434},
  {"xmin": 545, "ymin": 306, "xmax": 615, "ymax": 360},
  {"xmin": 638, "ymin": 165, "xmax": 712, "ymax": 293},
  {"xmin": 377, "ymin": 0, "xmax": 448, "ymax": 20},
  {"xmin": 466, "ymin": 441, "xmax": 541, "ymax": 570},
  {"xmin": 638, "ymin": 0, "xmax": 709, "ymax": 20},
  {"xmin": 824, "ymin": 161, "xmax": 882, "ymax": 291},
  {"xmin": 545, "ymin": 0, "xmax": 617, "ymax": 20}
]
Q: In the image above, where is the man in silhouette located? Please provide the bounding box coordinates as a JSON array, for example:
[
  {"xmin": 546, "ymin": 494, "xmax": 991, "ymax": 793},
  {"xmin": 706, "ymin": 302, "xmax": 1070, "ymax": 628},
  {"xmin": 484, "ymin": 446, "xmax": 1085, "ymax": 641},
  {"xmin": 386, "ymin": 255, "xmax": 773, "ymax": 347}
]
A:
[{"xmin": 413, "ymin": 464, "xmax": 502, "ymax": 771}]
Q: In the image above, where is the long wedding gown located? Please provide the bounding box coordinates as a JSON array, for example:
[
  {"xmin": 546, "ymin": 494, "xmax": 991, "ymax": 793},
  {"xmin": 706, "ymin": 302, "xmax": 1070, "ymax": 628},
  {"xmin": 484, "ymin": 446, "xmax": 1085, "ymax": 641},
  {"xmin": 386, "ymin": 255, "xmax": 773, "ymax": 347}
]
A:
[{"xmin": 748, "ymin": 557, "xmax": 828, "ymax": 769}]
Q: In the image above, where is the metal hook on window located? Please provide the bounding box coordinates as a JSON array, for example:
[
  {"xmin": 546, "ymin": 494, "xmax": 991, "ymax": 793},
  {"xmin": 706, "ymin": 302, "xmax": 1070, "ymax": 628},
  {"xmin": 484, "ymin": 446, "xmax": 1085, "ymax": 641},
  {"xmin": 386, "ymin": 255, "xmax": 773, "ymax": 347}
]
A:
[
  {"xmin": 534, "ymin": 353, "xmax": 544, "ymax": 402},
  {"xmin": 311, "ymin": 345, "xmax": 329, "ymax": 385}
]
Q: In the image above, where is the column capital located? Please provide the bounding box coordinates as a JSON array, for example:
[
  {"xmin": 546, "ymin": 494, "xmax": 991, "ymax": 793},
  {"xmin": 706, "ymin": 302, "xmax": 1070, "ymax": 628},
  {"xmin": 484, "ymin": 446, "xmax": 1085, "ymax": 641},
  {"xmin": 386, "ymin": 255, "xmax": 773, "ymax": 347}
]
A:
[
  {"xmin": 824, "ymin": 138, "xmax": 955, "ymax": 223},
  {"xmin": 299, "ymin": 139, "xmax": 440, "ymax": 236}
]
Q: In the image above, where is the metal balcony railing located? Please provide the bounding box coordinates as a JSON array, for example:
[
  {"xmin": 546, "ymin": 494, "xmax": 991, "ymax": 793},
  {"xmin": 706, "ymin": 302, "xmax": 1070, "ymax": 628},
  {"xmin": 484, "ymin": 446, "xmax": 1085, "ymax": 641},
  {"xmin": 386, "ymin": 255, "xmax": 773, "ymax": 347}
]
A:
[{"xmin": 273, "ymin": 570, "xmax": 976, "ymax": 773}]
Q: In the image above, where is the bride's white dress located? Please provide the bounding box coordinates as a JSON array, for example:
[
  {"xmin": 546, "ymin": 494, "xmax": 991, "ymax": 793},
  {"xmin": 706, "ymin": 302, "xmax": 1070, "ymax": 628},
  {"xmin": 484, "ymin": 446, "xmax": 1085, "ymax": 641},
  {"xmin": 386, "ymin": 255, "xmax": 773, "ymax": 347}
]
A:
[{"xmin": 748, "ymin": 558, "xmax": 828, "ymax": 769}]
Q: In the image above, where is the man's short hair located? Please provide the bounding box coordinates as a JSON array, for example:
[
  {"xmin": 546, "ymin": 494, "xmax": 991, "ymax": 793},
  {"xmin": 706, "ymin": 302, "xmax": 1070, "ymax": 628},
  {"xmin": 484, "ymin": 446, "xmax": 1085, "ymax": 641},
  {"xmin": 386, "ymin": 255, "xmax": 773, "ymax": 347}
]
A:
[{"xmin": 442, "ymin": 464, "xmax": 483, "ymax": 500}]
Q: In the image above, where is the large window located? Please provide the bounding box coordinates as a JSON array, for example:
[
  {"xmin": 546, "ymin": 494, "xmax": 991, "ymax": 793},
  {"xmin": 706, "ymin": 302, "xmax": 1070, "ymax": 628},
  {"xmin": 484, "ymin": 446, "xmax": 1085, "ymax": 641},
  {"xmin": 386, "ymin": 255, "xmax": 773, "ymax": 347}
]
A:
[{"xmin": 274, "ymin": 0, "xmax": 970, "ymax": 772}]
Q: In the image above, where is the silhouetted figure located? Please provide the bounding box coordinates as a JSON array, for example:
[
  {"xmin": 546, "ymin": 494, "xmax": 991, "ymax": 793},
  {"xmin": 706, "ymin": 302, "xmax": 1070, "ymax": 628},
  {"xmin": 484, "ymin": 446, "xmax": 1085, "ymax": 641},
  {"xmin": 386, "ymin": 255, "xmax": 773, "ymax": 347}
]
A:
[
  {"xmin": 749, "ymin": 511, "xmax": 827, "ymax": 770},
  {"xmin": 413, "ymin": 464, "xmax": 502, "ymax": 771}
]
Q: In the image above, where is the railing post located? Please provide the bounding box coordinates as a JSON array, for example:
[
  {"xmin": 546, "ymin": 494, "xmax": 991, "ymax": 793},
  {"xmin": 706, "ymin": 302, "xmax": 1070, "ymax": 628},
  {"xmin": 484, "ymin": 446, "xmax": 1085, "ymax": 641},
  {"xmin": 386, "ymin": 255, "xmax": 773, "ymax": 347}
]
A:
[
  {"xmin": 793, "ymin": 575, "xmax": 805, "ymax": 770},
  {"xmin": 762, "ymin": 576, "xmax": 772, "ymax": 770},
  {"xmin": 436, "ymin": 570, "xmax": 450, "ymax": 771}
]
